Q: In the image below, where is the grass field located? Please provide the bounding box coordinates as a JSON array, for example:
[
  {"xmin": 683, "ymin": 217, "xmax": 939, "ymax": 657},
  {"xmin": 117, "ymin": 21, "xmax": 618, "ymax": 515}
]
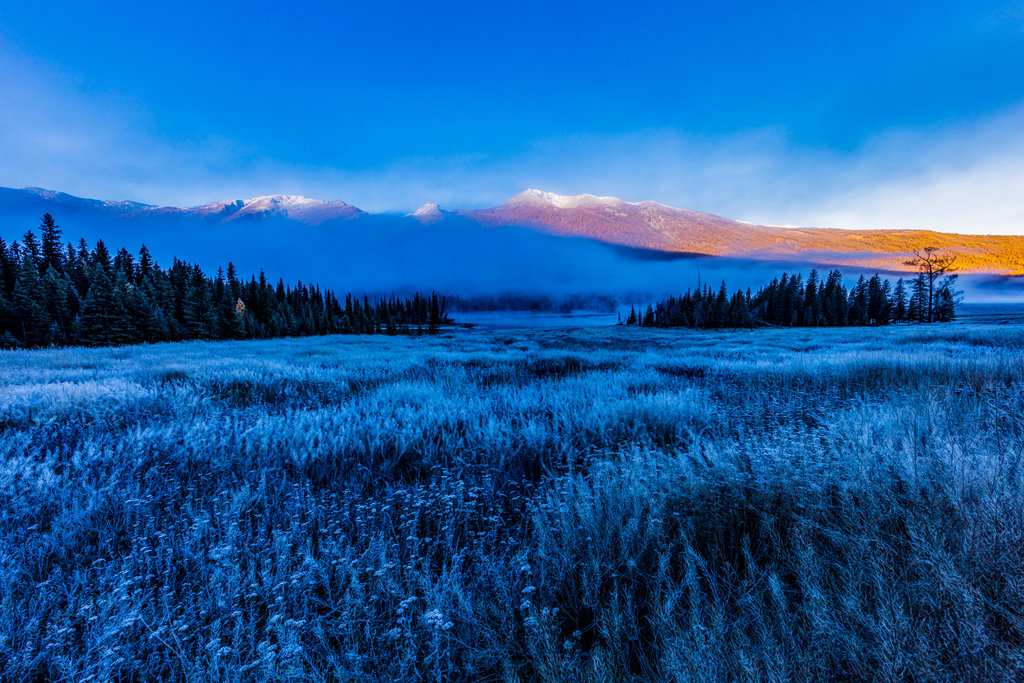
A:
[{"xmin": 2, "ymin": 325, "xmax": 1023, "ymax": 681}]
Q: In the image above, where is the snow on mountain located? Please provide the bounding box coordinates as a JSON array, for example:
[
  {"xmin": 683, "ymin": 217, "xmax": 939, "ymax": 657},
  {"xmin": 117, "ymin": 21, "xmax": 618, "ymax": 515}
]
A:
[
  {"xmin": 3, "ymin": 188, "xmax": 364, "ymax": 226},
  {"xmin": 408, "ymin": 202, "xmax": 454, "ymax": 224},
  {"xmin": 508, "ymin": 188, "xmax": 673, "ymax": 211},
  {"xmin": 187, "ymin": 195, "xmax": 363, "ymax": 224},
  {"xmin": 2, "ymin": 186, "xmax": 1022, "ymax": 274},
  {"xmin": 467, "ymin": 188, "xmax": 765, "ymax": 255},
  {"xmin": 460, "ymin": 188, "xmax": 1024, "ymax": 273},
  {"xmin": 20, "ymin": 186, "xmax": 153, "ymax": 213}
]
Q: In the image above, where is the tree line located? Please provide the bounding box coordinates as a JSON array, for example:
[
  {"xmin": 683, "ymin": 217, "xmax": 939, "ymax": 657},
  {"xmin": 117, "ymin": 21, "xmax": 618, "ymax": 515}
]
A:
[
  {"xmin": 0, "ymin": 214, "xmax": 449, "ymax": 348},
  {"xmin": 625, "ymin": 260, "xmax": 959, "ymax": 329}
]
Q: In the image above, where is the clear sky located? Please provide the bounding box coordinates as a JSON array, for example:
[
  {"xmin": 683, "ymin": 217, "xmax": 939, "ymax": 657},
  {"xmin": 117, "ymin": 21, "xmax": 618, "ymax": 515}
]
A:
[{"xmin": 1, "ymin": 1, "xmax": 1023, "ymax": 232}]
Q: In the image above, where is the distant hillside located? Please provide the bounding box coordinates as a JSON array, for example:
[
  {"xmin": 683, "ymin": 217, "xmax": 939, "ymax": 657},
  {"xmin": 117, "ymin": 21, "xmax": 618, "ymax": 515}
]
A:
[{"xmin": 451, "ymin": 189, "xmax": 1024, "ymax": 275}]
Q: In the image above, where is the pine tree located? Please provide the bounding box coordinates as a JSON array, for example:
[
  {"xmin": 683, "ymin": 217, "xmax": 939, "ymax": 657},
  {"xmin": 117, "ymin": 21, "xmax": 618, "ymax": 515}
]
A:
[
  {"xmin": 933, "ymin": 280, "xmax": 959, "ymax": 322},
  {"xmin": 0, "ymin": 237, "xmax": 15, "ymax": 296},
  {"xmin": 878, "ymin": 279, "xmax": 893, "ymax": 325},
  {"xmin": 12, "ymin": 256, "xmax": 49, "ymax": 345},
  {"xmin": 127, "ymin": 276, "xmax": 165, "ymax": 342},
  {"xmin": 79, "ymin": 262, "xmax": 121, "ymax": 345},
  {"xmin": 20, "ymin": 230, "xmax": 41, "ymax": 269},
  {"xmin": 908, "ymin": 274, "xmax": 928, "ymax": 323},
  {"xmin": 866, "ymin": 275, "xmax": 888, "ymax": 325},
  {"xmin": 804, "ymin": 269, "xmax": 821, "ymax": 326},
  {"xmin": 92, "ymin": 239, "xmax": 112, "ymax": 273},
  {"xmin": 183, "ymin": 265, "xmax": 216, "ymax": 339},
  {"xmin": 848, "ymin": 276, "xmax": 869, "ymax": 325},
  {"xmin": 42, "ymin": 266, "xmax": 73, "ymax": 341},
  {"xmin": 215, "ymin": 268, "xmax": 244, "ymax": 339},
  {"xmin": 729, "ymin": 290, "xmax": 753, "ymax": 328},
  {"xmin": 893, "ymin": 278, "xmax": 908, "ymax": 323},
  {"xmin": 138, "ymin": 245, "xmax": 154, "ymax": 279},
  {"xmin": 429, "ymin": 293, "xmax": 443, "ymax": 332},
  {"xmin": 111, "ymin": 267, "xmax": 139, "ymax": 344},
  {"xmin": 68, "ymin": 239, "xmax": 90, "ymax": 296},
  {"xmin": 226, "ymin": 262, "xmax": 241, "ymax": 300},
  {"xmin": 113, "ymin": 248, "xmax": 135, "ymax": 282},
  {"xmin": 39, "ymin": 214, "xmax": 64, "ymax": 273}
]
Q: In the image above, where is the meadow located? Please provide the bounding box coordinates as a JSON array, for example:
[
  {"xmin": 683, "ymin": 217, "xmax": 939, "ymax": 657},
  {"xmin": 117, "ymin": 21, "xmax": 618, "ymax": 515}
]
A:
[{"xmin": 1, "ymin": 324, "xmax": 1023, "ymax": 681}]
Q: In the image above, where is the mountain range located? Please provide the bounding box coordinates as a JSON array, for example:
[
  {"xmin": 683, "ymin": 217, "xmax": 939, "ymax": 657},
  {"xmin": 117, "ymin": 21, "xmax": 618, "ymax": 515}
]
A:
[
  {"xmin": 446, "ymin": 190, "xmax": 1024, "ymax": 275},
  {"xmin": 2, "ymin": 186, "xmax": 1022, "ymax": 276}
]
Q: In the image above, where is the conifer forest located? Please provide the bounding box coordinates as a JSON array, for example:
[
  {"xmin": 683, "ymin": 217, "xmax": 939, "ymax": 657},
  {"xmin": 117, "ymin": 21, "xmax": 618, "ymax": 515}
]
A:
[{"xmin": 0, "ymin": 215, "xmax": 448, "ymax": 349}]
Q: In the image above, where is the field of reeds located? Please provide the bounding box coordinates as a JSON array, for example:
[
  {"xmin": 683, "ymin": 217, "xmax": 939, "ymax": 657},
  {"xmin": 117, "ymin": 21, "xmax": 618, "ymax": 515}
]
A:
[{"xmin": 1, "ymin": 324, "xmax": 1023, "ymax": 681}]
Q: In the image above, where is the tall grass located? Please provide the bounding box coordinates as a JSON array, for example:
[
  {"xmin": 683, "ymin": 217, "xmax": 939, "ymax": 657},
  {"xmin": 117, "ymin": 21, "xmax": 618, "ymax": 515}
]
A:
[{"xmin": 1, "ymin": 325, "xmax": 1022, "ymax": 681}]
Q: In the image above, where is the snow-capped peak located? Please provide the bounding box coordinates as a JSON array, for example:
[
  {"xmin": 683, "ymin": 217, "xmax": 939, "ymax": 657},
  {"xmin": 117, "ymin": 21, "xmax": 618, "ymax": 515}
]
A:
[
  {"xmin": 512, "ymin": 189, "xmax": 605, "ymax": 209},
  {"xmin": 243, "ymin": 195, "xmax": 327, "ymax": 209},
  {"xmin": 408, "ymin": 202, "xmax": 453, "ymax": 223},
  {"xmin": 510, "ymin": 188, "xmax": 667, "ymax": 210},
  {"xmin": 188, "ymin": 194, "xmax": 362, "ymax": 224},
  {"xmin": 193, "ymin": 194, "xmax": 335, "ymax": 213},
  {"xmin": 411, "ymin": 202, "xmax": 442, "ymax": 216}
]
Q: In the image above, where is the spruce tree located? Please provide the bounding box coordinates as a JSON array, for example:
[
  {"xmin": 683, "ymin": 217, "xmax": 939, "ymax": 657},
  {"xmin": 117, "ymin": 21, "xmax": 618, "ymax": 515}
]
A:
[
  {"xmin": 933, "ymin": 282, "xmax": 958, "ymax": 322},
  {"xmin": 79, "ymin": 261, "xmax": 120, "ymax": 345},
  {"xmin": 20, "ymin": 230, "xmax": 41, "ymax": 268},
  {"xmin": 729, "ymin": 291, "xmax": 753, "ymax": 328},
  {"xmin": 893, "ymin": 278, "xmax": 907, "ymax": 323},
  {"xmin": 13, "ymin": 255, "xmax": 49, "ymax": 345},
  {"xmin": 879, "ymin": 278, "xmax": 893, "ymax": 325},
  {"xmin": 183, "ymin": 265, "xmax": 216, "ymax": 339},
  {"xmin": 849, "ymin": 276, "xmax": 869, "ymax": 325},
  {"xmin": 39, "ymin": 214, "xmax": 64, "ymax": 273},
  {"xmin": 0, "ymin": 237, "xmax": 15, "ymax": 296},
  {"xmin": 866, "ymin": 275, "xmax": 888, "ymax": 325},
  {"xmin": 126, "ymin": 276, "xmax": 165, "ymax": 342},
  {"xmin": 712, "ymin": 282, "xmax": 729, "ymax": 328},
  {"xmin": 110, "ymin": 267, "xmax": 139, "ymax": 344},
  {"xmin": 909, "ymin": 274, "xmax": 928, "ymax": 323},
  {"xmin": 804, "ymin": 269, "xmax": 821, "ymax": 326},
  {"xmin": 42, "ymin": 267, "xmax": 72, "ymax": 341},
  {"xmin": 92, "ymin": 239, "xmax": 112, "ymax": 273},
  {"xmin": 138, "ymin": 245, "xmax": 154, "ymax": 279}
]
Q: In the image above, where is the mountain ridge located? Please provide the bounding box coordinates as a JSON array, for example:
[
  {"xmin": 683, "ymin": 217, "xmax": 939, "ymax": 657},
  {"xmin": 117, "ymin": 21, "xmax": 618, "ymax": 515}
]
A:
[
  {"xmin": 9, "ymin": 188, "xmax": 363, "ymax": 225},
  {"xmin": 412, "ymin": 189, "xmax": 1024, "ymax": 274},
  {"xmin": 3, "ymin": 186, "xmax": 1023, "ymax": 275}
]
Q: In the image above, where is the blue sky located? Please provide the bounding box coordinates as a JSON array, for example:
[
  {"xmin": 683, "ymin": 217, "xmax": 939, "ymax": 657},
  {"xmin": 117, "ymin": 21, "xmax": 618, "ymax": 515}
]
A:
[{"xmin": 1, "ymin": 1, "xmax": 1023, "ymax": 232}]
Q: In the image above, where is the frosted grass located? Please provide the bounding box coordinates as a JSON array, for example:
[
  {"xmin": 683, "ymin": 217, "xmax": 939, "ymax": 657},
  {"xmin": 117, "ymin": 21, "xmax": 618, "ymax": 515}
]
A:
[{"xmin": 1, "ymin": 325, "xmax": 1022, "ymax": 680}]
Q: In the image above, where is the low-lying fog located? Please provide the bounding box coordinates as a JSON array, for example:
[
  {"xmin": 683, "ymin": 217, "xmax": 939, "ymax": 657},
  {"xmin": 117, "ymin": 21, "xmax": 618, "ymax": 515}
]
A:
[{"xmin": 1, "ymin": 209, "xmax": 1020, "ymax": 309}]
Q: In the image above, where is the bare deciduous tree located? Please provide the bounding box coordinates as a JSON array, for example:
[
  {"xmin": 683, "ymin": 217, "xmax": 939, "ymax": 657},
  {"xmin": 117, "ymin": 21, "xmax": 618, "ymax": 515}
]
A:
[{"xmin": 905, "ymin": 247, "xmax": 957, "ymax": 323}]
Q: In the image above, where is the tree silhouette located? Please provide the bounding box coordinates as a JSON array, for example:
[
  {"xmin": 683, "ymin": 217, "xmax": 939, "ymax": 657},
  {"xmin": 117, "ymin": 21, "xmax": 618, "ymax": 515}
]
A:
[{"xmin": 904, "ymin": 248, "xmax": 958, "ymax": 323}]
